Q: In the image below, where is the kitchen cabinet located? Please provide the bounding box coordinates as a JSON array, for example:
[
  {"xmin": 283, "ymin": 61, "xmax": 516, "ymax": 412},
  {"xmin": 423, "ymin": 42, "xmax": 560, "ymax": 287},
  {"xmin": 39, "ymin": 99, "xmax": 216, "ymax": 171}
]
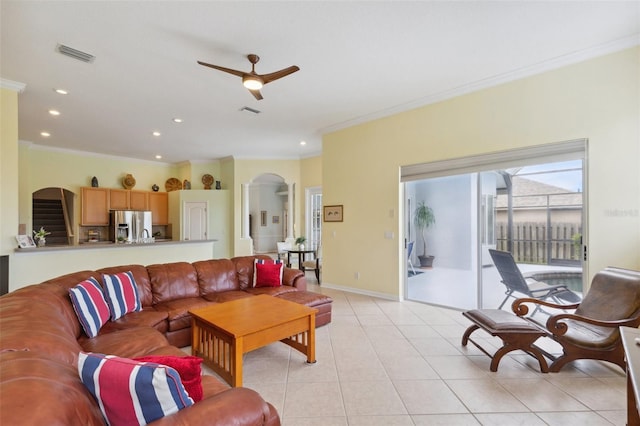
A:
[
  {"xmin": 130, "ymin": 190, "xmax": 148, "ymax": 210},
  {"xmin": 110, "ymin": 189, "xmax": 149, "ymax": 210},
  {"xmin": 81, "ymin": 187, "xmax": 109, "ymax": 225},
  {"xmin": 148, "ymin": 191, "xmax": 168, "ymax": 225},
  {"xmin": 109, "ymin": 189, "xmax": 129, "ymax": 210},
  {"xmin": 82, "ymin": 187, "xmax": 168, "ymax": 227}
]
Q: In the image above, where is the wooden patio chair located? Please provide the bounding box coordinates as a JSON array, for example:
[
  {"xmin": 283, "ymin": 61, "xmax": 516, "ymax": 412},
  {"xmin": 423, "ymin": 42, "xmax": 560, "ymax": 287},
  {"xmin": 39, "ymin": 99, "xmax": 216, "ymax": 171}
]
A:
[{"xmin": 512, "ymin": 266, "xmax": 640, "ymax": 372}]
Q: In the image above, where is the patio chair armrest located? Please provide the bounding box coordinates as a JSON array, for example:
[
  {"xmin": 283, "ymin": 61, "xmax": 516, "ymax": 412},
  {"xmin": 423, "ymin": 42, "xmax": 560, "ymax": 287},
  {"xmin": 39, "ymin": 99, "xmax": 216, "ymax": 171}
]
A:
[
  {"xmin": 511, "ymin": 298, "xmax": 580, "ymax": 316},
  {"xmin": 527, "ymin": 283, "xmax": 570, "ymax": 294},
  {"xmin": 545, "ymin": 313, "xmax": 640, "ymax": 336}
]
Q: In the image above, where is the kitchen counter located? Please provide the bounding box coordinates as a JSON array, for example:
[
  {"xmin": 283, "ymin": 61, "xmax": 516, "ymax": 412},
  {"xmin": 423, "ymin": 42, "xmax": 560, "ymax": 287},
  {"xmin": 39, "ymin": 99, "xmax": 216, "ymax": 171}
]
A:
[
  {"xmin": 10, "ymin": 240, "xmax": 218, "ymax": 292},
  {"xmin": 16, "ymin": 239, "xmax": 215, "ymax": 253}
]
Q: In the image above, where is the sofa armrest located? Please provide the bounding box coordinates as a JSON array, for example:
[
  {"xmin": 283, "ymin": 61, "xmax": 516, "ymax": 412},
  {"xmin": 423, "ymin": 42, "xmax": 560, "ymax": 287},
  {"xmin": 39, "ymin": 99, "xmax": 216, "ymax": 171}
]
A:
[
  {"xmin": 149, "ymin": 387, "xmax": 279, "ymax": 426},
  {"xmin": 282, "ymin": 267, "xmax": 307, "ymax": 291}
]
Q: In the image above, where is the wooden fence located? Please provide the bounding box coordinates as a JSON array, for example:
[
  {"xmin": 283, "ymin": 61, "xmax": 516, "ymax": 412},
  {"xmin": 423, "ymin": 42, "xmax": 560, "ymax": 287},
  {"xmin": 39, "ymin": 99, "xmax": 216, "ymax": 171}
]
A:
[{"xmin": 496, "ymin": 222, "xmax": 581, "ymax": 265}]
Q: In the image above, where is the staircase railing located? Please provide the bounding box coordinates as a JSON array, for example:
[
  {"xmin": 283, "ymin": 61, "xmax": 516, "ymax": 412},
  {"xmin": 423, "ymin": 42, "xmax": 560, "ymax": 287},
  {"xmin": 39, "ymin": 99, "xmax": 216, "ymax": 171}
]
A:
[{"xmin": 59, "ymin": 188, "xmax": 74, "ymax": 245}]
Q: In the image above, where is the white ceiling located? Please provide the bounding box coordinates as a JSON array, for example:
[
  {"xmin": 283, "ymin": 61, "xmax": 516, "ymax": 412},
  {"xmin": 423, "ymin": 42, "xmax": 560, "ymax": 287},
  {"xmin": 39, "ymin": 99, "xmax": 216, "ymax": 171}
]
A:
[{"xmin": 1, "ymin": 1, "xmax": 638, "ymax": 164}]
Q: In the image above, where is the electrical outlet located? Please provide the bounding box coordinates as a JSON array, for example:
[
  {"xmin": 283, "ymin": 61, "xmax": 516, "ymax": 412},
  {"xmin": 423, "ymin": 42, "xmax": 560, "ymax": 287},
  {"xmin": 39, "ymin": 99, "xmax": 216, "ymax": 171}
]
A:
[{"xmin": 354, "ymin": 272, "xmax": 360, "ymax": 280}]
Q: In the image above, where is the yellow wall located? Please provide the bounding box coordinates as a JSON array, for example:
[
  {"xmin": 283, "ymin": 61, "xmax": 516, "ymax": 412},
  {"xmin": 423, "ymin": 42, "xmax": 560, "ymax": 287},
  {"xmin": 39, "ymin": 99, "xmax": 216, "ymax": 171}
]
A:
[
  {"xmin": 323, "ymin": 47, "xmax": 640, "ymax": 298},
  {"xmin": 1, "ymin": 88, "xmax": 20, "ymax": 257},
  {"xmin": 299, "ymin": 155, "xmax": 322, "ymax": 237},
  {"xmin": 19, "ymin": 145, "xmax": 179, "ymax": 240}
]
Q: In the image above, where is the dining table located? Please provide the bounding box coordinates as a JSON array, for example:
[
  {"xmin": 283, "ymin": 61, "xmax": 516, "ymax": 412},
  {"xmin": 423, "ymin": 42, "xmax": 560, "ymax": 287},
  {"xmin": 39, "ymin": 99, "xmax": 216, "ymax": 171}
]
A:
[{"xmin": 286, "ymin": 248, "xmax": 316, "ymax": 270}]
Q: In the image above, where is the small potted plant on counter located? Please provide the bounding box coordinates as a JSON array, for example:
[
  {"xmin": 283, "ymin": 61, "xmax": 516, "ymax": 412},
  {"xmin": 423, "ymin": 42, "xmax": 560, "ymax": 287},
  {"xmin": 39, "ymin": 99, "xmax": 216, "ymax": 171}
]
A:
[{"xmin": 33, "ymin": 227, "xmax": 51, "ymax": 247}]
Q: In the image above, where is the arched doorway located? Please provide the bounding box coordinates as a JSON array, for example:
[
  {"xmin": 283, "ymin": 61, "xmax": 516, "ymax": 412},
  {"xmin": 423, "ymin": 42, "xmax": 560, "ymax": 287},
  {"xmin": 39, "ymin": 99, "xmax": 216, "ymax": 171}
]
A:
[
  {"xmin": 249, "ymin": 174, "xmax": 290, "ymax": 254},
  {"xmin": 32, "ymin": 187, "xmax": 75, "ymax": 246}
]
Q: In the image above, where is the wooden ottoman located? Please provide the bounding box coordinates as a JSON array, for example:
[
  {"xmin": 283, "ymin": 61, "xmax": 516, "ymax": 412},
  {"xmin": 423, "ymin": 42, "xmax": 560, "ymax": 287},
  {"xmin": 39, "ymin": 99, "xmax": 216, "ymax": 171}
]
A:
[
  {"xmin": 277, "ymin": 291, "xmax": 333, "ymax": 327},
  {"xmin": 461, "ymin": 309, "xmax": 549, "ymax": 372}
]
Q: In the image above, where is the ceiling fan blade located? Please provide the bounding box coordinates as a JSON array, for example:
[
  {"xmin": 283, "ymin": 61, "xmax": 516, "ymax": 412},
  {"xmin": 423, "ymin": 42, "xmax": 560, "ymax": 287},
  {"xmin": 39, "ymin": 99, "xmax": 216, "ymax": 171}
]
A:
[
  {"xmin": 249, "ymin": 89, "xmax": 263, "ymax": 100},
  {"xmin": 261, "ymin": 66, "xmax": 300, "ymax": 85},
  {"xmin": 197, "ymin": 61, "xmax": 245, "ymax": 78}
]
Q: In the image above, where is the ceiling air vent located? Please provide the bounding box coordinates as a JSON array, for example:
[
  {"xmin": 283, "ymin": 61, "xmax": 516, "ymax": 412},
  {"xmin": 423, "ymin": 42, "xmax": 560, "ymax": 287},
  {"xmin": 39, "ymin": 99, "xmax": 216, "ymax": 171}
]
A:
[
  {"xmin": 56, "ymin": 44, "xmax": 95, "ymax": 63},
  {"xmin": 239, "ymin": 106, "xmax": 261, "ymax": 114}
]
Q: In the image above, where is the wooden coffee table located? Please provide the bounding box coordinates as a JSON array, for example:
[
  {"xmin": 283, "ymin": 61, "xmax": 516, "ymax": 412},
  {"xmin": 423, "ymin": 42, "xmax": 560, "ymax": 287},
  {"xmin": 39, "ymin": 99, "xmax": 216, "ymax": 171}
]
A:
[{"xmin": 189, "ymin": 295, "xmax": 317, "ymax": 387}]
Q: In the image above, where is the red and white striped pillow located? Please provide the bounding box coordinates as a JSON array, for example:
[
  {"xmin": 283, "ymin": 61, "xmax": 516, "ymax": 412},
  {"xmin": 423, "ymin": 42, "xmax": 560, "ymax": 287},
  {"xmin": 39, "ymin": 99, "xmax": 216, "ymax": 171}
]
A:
[
  {"xmin": 78, "ymin": 352, "xmax": 194, "ymax": 426},
  {"xmin": 69, "ymin": 277, "xmax": 111, "ymax": 338},
  {"xmin": 102, "ymin": 271, "xmax": 142, "ymax": 320}
]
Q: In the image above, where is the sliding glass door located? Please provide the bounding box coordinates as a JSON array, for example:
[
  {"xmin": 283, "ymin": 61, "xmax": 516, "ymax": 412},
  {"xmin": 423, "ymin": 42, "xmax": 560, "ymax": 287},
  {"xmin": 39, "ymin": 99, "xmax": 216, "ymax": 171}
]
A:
[{"xmin": 403, "ymin": 142, "xmax": 585, "ymax": 310}]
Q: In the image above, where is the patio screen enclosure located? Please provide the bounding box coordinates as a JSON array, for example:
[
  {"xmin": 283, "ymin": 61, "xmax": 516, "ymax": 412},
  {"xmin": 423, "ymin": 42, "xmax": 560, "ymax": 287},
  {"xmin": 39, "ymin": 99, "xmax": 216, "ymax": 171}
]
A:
[{"xmin": 401, "ymin": 140, "xmax": 586, "ymax": 310}]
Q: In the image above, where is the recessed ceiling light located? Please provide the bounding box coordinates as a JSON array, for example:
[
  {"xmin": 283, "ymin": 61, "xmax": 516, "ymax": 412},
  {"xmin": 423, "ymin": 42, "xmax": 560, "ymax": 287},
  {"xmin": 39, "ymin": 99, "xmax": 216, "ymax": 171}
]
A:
[
  {"xmin": 300, "ymin": 141, "xmax": 307, "ymax": 146},
  {"xmin": 155, "ymin": 155, "xmax": 162, "ymax": 159},
  {"xmin": 172, "ymin": 118, "xmax": 183, "ymax": 123},
  {"xmin": 40, "ymin": 131, "xmax": 51, "ymax": 137},
  {"xmin": 152, "ymin": 131, "xmax": 161, "ymax": 137},
  {"xmin": 49, "ymin": 109, "xmax": 60, "ymax": 116},
  {"xmin": 54, "ymin": 89, "xmax": 68, "ymax": 95}
]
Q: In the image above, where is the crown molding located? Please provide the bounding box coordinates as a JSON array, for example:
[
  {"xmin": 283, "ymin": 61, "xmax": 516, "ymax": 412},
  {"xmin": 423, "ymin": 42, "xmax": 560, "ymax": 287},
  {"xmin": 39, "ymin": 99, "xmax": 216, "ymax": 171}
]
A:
[
  {"xmin": 0, "ymin": 78, "xmax": 26, "ymax": 93},
  {"xmin": 321, "ymin": 34, "xmax": 640, "ymax": 135},
  {"xmin": 19, "ymin": 140, "xmax": 174, "ymax": 166}
]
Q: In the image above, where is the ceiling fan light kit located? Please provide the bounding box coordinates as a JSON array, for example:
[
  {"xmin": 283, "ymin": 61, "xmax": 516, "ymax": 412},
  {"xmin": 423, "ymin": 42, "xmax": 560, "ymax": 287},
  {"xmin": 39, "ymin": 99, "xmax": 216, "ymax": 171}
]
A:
[
  {"xmin": 198, "ymin": 54, "xmax": 299, "ymax": 100},
  {"xmin": 242, "ymin": 75, "xmax": 263, "ymax": 90}
]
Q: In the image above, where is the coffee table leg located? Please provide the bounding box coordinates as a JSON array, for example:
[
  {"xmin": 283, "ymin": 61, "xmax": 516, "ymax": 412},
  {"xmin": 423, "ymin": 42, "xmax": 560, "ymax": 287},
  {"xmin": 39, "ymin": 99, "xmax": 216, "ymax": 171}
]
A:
[
  {"xmin": 306, "ymin": 313, "xmax": 316, "ymax": 364},
  {"xmin": 191, "ymin": 319, "xmax": 200, "ymax": 357},
  {"xmin": 232, "ymin": 337, "xmax": 243, "ymax": 387}
]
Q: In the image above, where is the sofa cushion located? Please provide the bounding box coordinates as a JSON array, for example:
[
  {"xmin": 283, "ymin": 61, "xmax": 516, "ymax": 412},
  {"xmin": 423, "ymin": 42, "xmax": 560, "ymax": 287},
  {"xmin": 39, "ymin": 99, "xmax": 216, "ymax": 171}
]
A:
[
  {"xmin": 79, "ymin": 327, "xmax": 172, "ymax": 359},
  {"xmin": 203, "ymin": 290, "xmax": 254, "ymax": 304},
  {"xmin": 0, "ymin": 350, "xmax": 105, "ymax": 425},
  {"xmin": 133, "ymin": 355, "xmax": 203, "ymax": 402},
  {"xmin": 244, "ymin": 285, "xmax": 299, "ymax": 297},
  {"xmin": 78, "ymin": 352, "xmax": 194, "ymax": 426},
  {"xmin": 69, "ymin": 277, "xmax": 111, "ymax": 338},
  {"xmin": 193, "ymin": 259, "xmax": 240, "ymax": 295},
  {"xmin": 97, "ymin": 265, "xmax": 153, "ymax": 307},
  {"xmin": 99, "ymin": 310, "xmax": 169, "ymax": 335},
  {"xmin": 102, "ymin": 271, "xmax": 142, "ymax": 320},
  {"xmin": 254, "ymin": 260, "xmax": 283, "ymax": 288},
  {"xmin": 147, "ymin": 262, "xmax": 199, "ymax": 304},
  {"xmin": 231, "ymin": 255, "xmax": 274, "ymax": 290},
  {"xmin": 153, "ymin": 297, "xmax": 214, "ymax": 332}
]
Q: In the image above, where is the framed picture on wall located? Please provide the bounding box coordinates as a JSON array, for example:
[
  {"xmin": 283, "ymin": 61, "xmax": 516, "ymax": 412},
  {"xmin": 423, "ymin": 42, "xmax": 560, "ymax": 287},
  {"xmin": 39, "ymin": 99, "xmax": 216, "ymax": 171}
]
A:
[
  {"xmin": 272, "ymin": 215, "xmax": 280, "ymax": 224},
  {"xmin": 16, "ymin": 235, "xmax": 35, "ymax": 248},
  {"xmin": 260, "ymin": 211, "xmax": 267, "ymax": 226},
  {"xmin": 323, "ymin": 205, "xmax": 343, "ymax": 222}
]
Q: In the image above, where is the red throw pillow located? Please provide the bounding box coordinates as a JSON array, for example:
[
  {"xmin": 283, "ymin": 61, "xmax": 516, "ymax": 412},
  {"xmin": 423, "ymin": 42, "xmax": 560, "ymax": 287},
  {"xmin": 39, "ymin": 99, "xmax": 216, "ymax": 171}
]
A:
[
  {"xmin": 133, "ymin": 355, "xmax": 203, "ymax": 402},
  {"xmin": 255, "ymin": 262, "xmax": 284, "ymax": 288}
]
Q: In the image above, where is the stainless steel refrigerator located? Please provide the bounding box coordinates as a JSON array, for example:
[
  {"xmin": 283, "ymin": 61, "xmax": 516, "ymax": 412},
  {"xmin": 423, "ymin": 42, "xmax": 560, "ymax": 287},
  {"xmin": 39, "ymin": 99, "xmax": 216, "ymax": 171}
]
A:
[{"xmin": 109, "ymin": 210, "xmax": 153, "ymax": 243}]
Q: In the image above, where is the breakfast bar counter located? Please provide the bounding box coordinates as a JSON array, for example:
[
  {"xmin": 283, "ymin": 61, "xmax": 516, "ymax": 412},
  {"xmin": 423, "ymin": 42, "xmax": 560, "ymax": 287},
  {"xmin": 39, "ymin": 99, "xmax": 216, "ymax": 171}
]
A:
[{"xmin": 10, "ymin": 239, "xmax": 217, "ymax": 293}]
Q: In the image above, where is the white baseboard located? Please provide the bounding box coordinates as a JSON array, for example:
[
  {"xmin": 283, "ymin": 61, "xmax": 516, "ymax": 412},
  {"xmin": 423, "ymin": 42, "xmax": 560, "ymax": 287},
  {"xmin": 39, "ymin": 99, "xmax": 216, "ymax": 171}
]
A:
[{"xmin": 320, "ymin": 282, "xmax": 400, "ymax": 301}]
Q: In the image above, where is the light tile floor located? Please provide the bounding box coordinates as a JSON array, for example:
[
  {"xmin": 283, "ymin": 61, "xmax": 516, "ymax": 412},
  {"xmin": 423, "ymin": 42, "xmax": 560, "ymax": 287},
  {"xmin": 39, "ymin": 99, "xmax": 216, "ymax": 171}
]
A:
[{"xmin": 190, "ymin": 280, "xmax": 627, "ymax": 426}]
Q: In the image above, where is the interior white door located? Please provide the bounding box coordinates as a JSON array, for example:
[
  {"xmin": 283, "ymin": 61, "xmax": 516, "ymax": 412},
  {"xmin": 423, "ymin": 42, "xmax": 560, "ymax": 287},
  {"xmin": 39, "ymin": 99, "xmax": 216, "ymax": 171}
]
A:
[{"xmin": 183, "ymin": 202, "xmax": 207, "ymax": 240}]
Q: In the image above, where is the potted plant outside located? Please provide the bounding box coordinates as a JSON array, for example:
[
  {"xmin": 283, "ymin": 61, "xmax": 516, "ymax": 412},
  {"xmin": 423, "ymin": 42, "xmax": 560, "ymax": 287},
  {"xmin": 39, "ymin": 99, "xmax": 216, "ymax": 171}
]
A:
[{"xmin": 414, "ymin": 201, "xmax": 435, "ymax": 267}]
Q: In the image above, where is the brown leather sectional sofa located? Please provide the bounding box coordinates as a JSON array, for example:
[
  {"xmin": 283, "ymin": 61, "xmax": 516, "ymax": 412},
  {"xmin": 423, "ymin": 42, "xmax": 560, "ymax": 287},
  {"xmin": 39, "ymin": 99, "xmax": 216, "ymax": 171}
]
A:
[{"xmin": 0, "ymin": 255, "xmax": 332, "ymax": 425}]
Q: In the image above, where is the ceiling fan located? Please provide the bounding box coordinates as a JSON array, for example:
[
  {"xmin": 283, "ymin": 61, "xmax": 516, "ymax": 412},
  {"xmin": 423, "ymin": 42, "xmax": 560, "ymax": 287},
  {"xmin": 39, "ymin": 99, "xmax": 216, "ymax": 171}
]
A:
[{"xmin": 197, "ymin": 54, "xmax": 299, "ymax": 100}]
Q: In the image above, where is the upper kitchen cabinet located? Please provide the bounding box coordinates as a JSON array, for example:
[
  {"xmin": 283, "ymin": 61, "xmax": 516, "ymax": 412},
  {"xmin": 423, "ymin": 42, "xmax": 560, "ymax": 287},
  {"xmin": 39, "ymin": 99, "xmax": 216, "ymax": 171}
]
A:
[
  {"xmin": 129, "ymin": 190, "xmax": 149, "ymax": 210},
  {"xmin": 81, "ymin": 187, "xmax": 109, "ymax": 225},
  {"xmin": 109, "ymin": 188, "xmax": 129, "ymax": 210},
  {"xmin": 148, "ymin": 191, "xmax": 168, "ymax": 225},
  {"xmin": 110, "ymin": 189, "xmax": 149, "ymax": 210}
]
